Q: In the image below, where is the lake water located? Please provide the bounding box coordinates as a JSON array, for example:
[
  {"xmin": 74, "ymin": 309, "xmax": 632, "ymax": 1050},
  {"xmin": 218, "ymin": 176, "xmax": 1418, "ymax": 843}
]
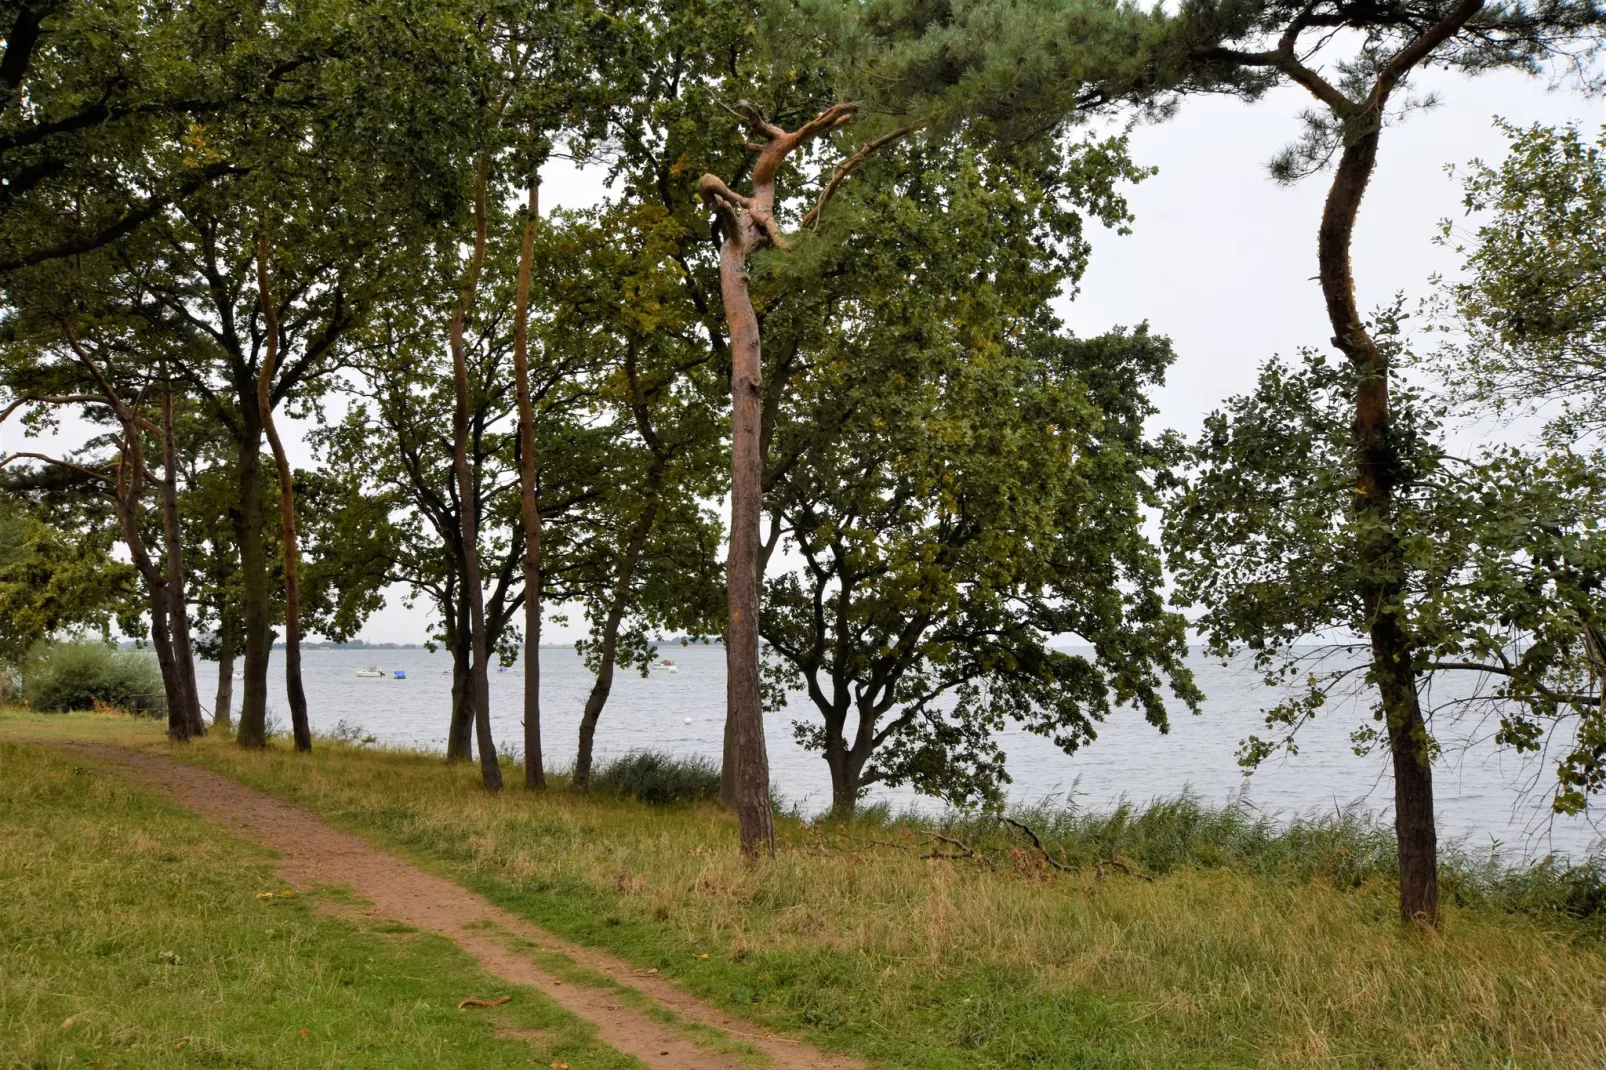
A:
[{"xmin": 205, "ymin": 645, "xmax": 1606, "ymax": 861}]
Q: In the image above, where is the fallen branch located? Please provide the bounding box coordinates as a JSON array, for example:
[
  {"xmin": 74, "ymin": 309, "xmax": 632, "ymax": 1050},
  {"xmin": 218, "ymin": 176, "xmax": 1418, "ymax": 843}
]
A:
[
  {"xmin": 998, "ymin": 817, "xmax": 1074, "ymax": 872},
  {"xmin": 922, "ymin": 832, "xmax": 989, "ymax": 864}
]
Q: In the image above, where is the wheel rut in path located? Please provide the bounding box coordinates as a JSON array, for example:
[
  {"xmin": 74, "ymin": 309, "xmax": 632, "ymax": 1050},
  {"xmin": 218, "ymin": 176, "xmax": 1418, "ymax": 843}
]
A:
[{"xmin": 62, "ymin": 743, "xmax": 865, "ymax": 1070}]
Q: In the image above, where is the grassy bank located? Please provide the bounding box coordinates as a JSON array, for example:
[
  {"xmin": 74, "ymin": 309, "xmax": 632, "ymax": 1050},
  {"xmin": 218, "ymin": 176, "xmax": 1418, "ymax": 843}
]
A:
[
  {"xmin": 0, "ymin": 735, "xmax": 637, "ymax": 1069},
  {"xmin": 6, "ymin": 711, "xmax": 1606, "ymax": 1068}
]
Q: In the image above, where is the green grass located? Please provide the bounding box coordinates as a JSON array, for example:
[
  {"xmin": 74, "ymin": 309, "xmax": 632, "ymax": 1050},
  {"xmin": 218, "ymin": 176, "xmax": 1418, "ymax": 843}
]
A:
[
  {"xmin": 0, "ymin": 736, "xmax": 641, "ymax": 1070},
  {"xmin": 8, "ymin": 710, "xmax": 1606, "ymax": 1068}
]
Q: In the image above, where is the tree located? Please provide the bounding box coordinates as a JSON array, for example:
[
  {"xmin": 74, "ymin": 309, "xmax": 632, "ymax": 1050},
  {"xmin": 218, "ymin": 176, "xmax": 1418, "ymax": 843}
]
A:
[
  {"xmin": 1428, "ymin": 120, "xmax": 1606, "ymax": 441},
  {"xmin": 1175, "ymin": 0, "xmax": 1606, "ymax": 924},
  {"xmin": 0, "ymin": 316, "xmax": 207, "ymax": 739},
  {"xmin": 538, "ymin": 204, "xmax": 726, "ymax": 790},
  {"xmin": 320, "ymin": 220, "xmax": 598, "ymax": 767},
  {"xmin": 757, "ymin": 135, "xmax": 1195, "ymax": 814},
  {"xmin": 1167, "ymin": 317, "xmax": 1606, "ymax": 926},
  {"xmin": 0, "ymin": 480, "xmax": 134, "ymax": 670}
]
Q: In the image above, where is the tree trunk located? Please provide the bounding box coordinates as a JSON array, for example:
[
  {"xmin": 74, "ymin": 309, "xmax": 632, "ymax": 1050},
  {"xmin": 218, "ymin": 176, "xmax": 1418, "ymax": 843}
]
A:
[
  {"xmin": 256, "ymin": 226, "xmax": 311, "ymax": 753},
  {"xmin": 701, "ymin": 103, "xmax": 859, "ymax": 856},
  {"xmin": 713, "ymin": 202, "xmax": 774, "ymax": 856},
  {"xmin": 826, "ymin": 742, "xmax": 865, "ymax": 820},
  {"xmin": 445, "ymin": 582, "xmax": 474, "ymax": 761},
  {"xmin": 1316, "ymin": 118, "xmax": 1438, "ymax": 924},
  {"xmin": 450, "ymin": 157, "xmax": 501, "ymax": 792},
  {"xmin": 159, "ymin": 371, "xmax": 205, "ymax": 737},
  {"xmin": 235, "ymin": 404, "xmax": 272, "ymax": 748},
  {"xmin": 513, "ymin": 183, "xmax": 545, "ymax": 791},
  {"xmin": 214, "ymin": 628, "xmax": 235, "ymax": 731},
  {"xmin": 109, "ymin": 462, "xmax": 188, "ymax": 739},
  {"xmin": 573, "ymin": 466, "xmax": 663, "ymax": 791}
]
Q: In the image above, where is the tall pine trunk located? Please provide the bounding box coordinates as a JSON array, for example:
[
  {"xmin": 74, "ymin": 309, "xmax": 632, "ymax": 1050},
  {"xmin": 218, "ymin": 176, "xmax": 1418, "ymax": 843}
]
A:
[
  {"xmin": 700, "ymin": 103, "xmax": 863, "ymax": 856},
  {"xmin": 450, "ymin": 157, "xmax": 501, "ymax": 792},
  {"xmin": 1317, "ymin": 118, "xmax": 1438, "ymax": 924},
  {"xmin": 256, "ymin": 225, "xmax": 311, "ymax": 753},
  {"xmin": 513, "ymin": 183, "xmax": 545, "ymax": 790}
]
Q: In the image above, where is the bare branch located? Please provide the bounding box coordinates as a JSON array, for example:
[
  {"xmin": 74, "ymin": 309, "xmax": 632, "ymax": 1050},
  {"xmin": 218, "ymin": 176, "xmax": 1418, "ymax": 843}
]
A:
[{"xmin": 801, "ymin": 125, "xmax": 918, "ymax": 231}]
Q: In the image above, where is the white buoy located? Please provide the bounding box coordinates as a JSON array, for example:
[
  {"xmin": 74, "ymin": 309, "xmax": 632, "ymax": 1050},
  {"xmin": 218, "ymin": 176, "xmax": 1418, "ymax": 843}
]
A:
[{"xmin": 684, "ymin": 717, "xmax": 692, "ymax": 725}]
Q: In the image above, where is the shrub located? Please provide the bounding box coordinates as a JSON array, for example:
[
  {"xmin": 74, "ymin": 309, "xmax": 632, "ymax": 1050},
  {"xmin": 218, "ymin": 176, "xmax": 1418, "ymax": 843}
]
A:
[
  {"xmin": 22, "ymin": 639, "xmax": 163, "ymax": 713},
  {"xmin": 590, "ymin": 750, "xmax": 721, "ymax": 805}
]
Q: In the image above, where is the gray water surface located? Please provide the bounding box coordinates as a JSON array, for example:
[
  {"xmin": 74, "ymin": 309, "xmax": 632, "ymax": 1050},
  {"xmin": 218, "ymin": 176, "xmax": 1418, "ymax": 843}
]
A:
[{"xmin": 208, "ymin": 645, "xmax": 1605, "ymax": 861}]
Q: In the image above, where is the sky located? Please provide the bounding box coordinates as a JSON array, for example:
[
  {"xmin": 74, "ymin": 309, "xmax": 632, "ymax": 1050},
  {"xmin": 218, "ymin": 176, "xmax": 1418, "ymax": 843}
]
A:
[{"xmin": 7, "ymin": 67, "xmax": 1600, "ymax": 645}]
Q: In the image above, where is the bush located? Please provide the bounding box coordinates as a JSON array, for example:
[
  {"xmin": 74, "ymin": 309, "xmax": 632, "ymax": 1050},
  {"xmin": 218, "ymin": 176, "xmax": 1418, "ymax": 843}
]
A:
[
  {"xmin": 22, "ymin": 639, "xmax": 163, "ymax": 713},
  {"xmin": 590, "ymin": 750, "xmax": 721, "ymax": 805}
]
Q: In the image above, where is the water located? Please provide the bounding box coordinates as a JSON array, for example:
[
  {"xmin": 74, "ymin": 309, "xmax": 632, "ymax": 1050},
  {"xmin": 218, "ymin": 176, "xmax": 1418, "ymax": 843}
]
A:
[{"xmin": 207, "ymin": 645, "xmax": 1606, "ymax": 861}]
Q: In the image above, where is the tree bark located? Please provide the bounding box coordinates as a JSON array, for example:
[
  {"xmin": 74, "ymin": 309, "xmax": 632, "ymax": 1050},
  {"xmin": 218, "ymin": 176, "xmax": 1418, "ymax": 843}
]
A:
[
  {"xmin": 256, "ymin": 225, "xmax": 311, "ymax": 753},
  {"xmin": 450, "ymin": 157, "xmax": 501, "ymax": 792},
  {"xmin": 513, "ymin": 183, "xmax": 545, "ymax": 791},
  {"xmin": 1316, "ymin": 117, "xmax": 1438, "ymax": 924},
  {"xmin": 213, "ymin": 627, "xmax": 235, "ymax": 731},
  {"xmin": 234, "ymin": 403, "xmax": 271, "ymax": 749},
  {"xmin": 700, "ymin": 102, "xmax": 863, "ymax": 856},
  {"xmin": 158, "ymin": 368, "xmax": 205, "ymax": 737}
]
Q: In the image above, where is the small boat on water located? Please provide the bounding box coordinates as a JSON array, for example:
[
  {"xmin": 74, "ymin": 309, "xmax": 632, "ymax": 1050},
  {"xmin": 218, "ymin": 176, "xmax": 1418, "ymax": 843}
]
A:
[
  {"xmin": 355, "ymin": 666, "xmax": 384, "ymax": 678},
  {"xmin": 393, "ymin": 670, "xmax": 407, "ymax": 680},
  {"xmin": 659, "ymin": 658, "xmax": 678, "ymax": 673}
]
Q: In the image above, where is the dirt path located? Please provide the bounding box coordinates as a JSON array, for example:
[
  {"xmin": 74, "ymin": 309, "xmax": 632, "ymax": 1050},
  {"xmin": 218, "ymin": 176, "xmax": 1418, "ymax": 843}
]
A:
[{"xmin": 61, "ymin": 743, "xmax": 864, "ymax": 1070}]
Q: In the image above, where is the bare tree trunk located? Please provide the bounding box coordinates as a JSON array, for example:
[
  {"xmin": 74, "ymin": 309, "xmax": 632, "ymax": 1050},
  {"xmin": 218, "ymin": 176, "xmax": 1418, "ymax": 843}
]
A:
[
  {"xmin": 450, "ymin": 157, "xmax": 501, "ymax": 792},
  {"xmin": 700, "ymin": 102, "xmax": 879, "ymax": 856},
  {"xmin": 214, "ymin": 627, "xmax": 235, "ymax": 731},
  {"xmin": 513, "ymin": 183, "xmax": 546, "ymax": 791},
  {"xmin": 256, "ymin": 224, "xmax": 311, "ymax": 753},
  {"xmin": 1317, "ymin": 118, "xmax": 1438, "ymax": 924},
  {"xmin": 158, "ymin": 369, "xmax": 205, "ymax": 737}
]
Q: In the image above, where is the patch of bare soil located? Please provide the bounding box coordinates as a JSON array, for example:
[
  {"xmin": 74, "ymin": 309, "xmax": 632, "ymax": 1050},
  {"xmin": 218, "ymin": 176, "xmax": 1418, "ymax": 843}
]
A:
[{"xmin": 60, "ymin": 743, "xmax": 865, "ymax": 1070}]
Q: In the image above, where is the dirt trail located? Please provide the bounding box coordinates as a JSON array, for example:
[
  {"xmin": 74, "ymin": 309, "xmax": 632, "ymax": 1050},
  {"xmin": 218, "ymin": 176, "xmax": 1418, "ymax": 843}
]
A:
[{"xmin": 60, "ymin": 743, "xmax": 864, "ymax": 1070}]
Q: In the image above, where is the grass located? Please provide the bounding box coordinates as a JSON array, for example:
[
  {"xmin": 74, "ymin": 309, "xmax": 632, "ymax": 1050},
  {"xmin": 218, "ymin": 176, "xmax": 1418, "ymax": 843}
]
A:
[
  {"xmin": 588, "ymin": 750, "xmax": 722, "ymax": 805},
  {"xmin": 7, "ymin": 710, "xmax": 1606, "ymax": 1068},
  {"xmin": 0, "ymin": 734, "xmax": 641, "ymax": 1069}
]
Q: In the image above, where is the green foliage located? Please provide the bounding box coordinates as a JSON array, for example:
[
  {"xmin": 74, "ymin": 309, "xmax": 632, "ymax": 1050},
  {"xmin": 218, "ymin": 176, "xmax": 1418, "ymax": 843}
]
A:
[
  {"xmin": 1165, "ymin": 315, "xmax": 1606, "ymax": 815},
  {"xmin": 1430, "ymin": 120, "xmax": 1606, "ymax": 440},
  {"xmin": 0, "ymin": 498, "xmax": 133, "ymax": 666},
  {"xmin": 1174, "ymin": 0, "xmax": 1606, "ymax": 183},
  {"xmin": 759, "ymin": 135, "xmax": 1194, "ymax": 810},
  {"xmin": 21, "ymin": 639, "xmax": 162, "ymax": 712},
  {"xmin": 588, "ymin": 750, "xmax": 723, "ymax": 805}
]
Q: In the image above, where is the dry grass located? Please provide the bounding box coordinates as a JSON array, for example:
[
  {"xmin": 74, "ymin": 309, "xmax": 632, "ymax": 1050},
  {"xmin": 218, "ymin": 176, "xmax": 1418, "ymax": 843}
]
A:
[{"xmin": 6, "ymin": 709, "xmax": 1606, "ymax": 1068}]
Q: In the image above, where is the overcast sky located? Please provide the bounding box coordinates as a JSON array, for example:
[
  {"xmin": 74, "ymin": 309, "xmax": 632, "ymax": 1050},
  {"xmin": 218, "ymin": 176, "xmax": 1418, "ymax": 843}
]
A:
[{"xmin": 8, "ymin": 68, "xmax": 1599, "ymax": 645}]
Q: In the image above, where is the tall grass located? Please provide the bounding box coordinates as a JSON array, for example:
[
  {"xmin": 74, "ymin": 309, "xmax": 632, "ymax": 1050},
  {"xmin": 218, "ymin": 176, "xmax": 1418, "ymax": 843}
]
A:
[
  {"xmin": 588, "ymin": 750, "xmax": 722, "ymax": 805},
  {"xmin": 9, "ymin": 712, "xmax": 1606, "ymax": 1068}
]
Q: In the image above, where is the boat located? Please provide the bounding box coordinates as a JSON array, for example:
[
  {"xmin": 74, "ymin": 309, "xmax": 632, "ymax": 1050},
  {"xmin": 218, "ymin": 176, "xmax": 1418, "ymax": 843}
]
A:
[
  {"xmin": 659, "ymin": 658, "xmax": 678, "ymax": 673},
  {"xmin": 354, "ymin": 666, "xmax": 384, "ymax": 678},
  {"xmin": 393, "ymin": 670, "xmax": 407, "ymax": 680}
]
